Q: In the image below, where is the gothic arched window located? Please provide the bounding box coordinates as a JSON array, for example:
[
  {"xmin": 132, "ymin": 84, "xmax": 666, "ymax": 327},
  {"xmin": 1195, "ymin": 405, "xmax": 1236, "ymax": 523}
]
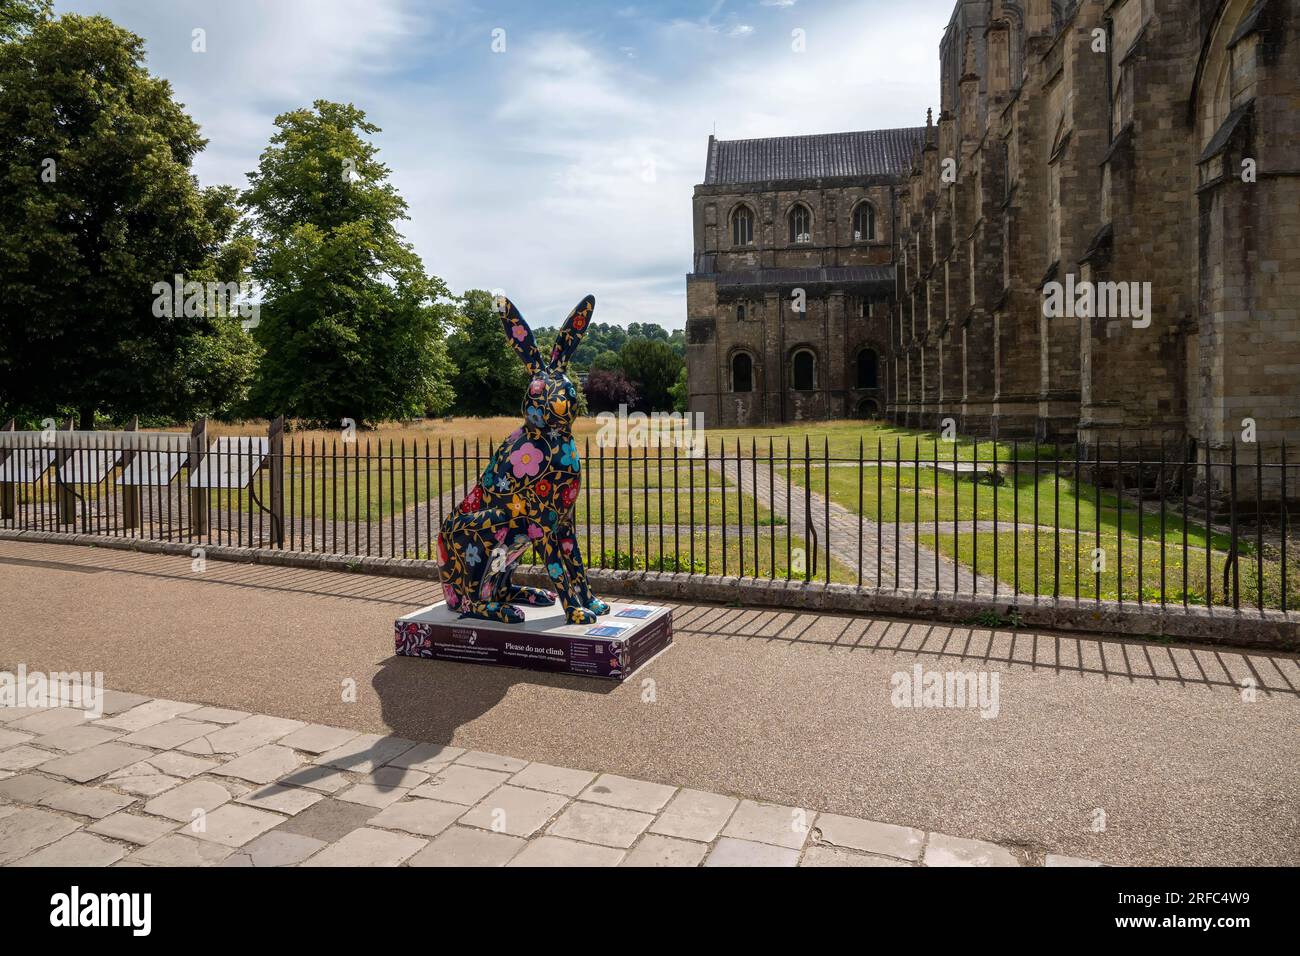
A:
[
  {"xmin": 732, "ymin": 206, "xmax": 754, "ymax": 246},
  {"xmin": 853, "ymin": 202, "xmax": 876, "ymax": 242},
  {"xmin": 736, "ymin": 304, "xmax": 746, "ymax": 322},
  {"xmin": 791, "ymin": 349, "xmax": 816, "ymax": 391},
  {"xmin": 788, "ymin": 204, "xmax": 812, "ymax": 244},
  {"xmin": 857, "ymin": 348, "xmax": 879, "ymax": 389},
  {"xmin": 732, "ymin": 352, "xmax": 753, "ymax": 393}
]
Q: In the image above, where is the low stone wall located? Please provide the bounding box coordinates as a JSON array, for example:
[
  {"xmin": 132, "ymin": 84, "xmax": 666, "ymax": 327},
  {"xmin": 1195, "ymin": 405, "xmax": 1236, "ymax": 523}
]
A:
[{"xmin": 2, "ymin": 528, "xmax": 1295, "ymax": 652}]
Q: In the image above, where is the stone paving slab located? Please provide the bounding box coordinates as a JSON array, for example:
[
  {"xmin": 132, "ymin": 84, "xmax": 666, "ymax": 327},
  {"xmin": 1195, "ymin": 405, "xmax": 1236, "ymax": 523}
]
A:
[{"xmin": 0, "ymin": 691, "xmax": 1103, "ymax": 868}]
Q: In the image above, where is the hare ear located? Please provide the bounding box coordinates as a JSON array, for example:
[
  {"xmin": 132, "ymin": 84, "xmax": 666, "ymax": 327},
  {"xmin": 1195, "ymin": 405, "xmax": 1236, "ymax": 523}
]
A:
[
  {"xmin": 548, "ymin": 294, "xmax": 595, "ymax": 371},
  {"xmin": 497, "ymin": 295, "xmax": 542, "ymax": 374}
]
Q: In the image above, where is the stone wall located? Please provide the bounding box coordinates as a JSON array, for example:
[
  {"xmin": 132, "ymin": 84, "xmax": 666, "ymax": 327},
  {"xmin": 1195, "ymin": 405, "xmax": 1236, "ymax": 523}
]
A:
[
  {"xmin": 687, "ymin": 176, "xmax": 898, "ymax": 426},
  {"xmin": 883, "ymin": 0, "xmax": 1298, "ymax": 493},
  {"xmin": 687, "ymin": 0, "xmax": 1298, "ymax": 486}
]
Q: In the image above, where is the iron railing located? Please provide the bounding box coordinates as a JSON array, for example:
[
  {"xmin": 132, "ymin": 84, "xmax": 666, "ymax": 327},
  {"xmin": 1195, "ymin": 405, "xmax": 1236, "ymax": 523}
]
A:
[{"xmin": 0, "ymin": 425, "xmax": 1293, "ymax": 614}]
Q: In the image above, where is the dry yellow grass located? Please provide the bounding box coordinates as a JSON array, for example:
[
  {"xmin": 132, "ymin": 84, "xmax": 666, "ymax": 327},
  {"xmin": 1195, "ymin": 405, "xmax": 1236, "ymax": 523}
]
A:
[
  {"xmin": 208, "ymin": 417, "xmax": 602, "ymax": 447},
  {"xmin": 191, "ymin": 416, "xmax": 900, "ymax": 453}
]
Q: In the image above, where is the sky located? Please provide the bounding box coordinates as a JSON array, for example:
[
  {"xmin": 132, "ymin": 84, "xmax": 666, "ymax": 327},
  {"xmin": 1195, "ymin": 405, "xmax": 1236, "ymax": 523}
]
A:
[{"xmin": 56, "ymin": 0, "xmax": 951, "ymax": 330}]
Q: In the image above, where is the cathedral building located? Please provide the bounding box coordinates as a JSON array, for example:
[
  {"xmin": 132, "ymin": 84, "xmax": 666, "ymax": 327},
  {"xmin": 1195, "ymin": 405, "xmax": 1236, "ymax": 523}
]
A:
[
  {"xmin": 685, "ymin": 127, "xmax": 924, "ymax": 426},
  {"xmin": 686, "ymin": 0, "xmax": 1299, "ymax": 481}
]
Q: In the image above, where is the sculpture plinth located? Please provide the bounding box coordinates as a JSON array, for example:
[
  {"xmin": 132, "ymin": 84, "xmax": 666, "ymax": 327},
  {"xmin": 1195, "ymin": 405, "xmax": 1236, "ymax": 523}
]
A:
[{"xmin": 395, "ymin": 601, "xmax": 672, "ymax": 681}]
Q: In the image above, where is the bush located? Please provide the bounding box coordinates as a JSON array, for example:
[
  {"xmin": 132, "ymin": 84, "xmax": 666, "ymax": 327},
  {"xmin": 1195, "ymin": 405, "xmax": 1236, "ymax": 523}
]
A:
[{"xmin": 583, "ymin": 369, "xmax": 640, "ymax": 414}]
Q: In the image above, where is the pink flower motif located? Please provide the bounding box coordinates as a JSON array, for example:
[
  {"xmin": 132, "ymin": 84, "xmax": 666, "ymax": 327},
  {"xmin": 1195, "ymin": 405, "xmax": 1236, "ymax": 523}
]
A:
[
  {"xmin": 529, "ymin": 379, "xmax": 545, "ymax": 396},
  {"xmin": 510, "ymin": 442, "xmax": 543, "ymax": 478},
  {"xmin": 495, "ymin": 527, "xmax": 508, "ymax": 543},
  {"xmin": 443, "ymin": 584, "xmax": 459, "ymax": 608},
  {"xmin": 527, "ymin": 524, "xmax": 543, "ymax": 540},
  {"xmin": 512, "ymin": 323, "xmax": 528, "ymax": 342}
]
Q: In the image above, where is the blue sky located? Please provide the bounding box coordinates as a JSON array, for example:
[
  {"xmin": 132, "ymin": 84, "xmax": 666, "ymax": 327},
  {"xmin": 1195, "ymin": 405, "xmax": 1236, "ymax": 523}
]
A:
[{"xmin": 56, "ymin": 0, "xmax": 950, "ymax": 329}]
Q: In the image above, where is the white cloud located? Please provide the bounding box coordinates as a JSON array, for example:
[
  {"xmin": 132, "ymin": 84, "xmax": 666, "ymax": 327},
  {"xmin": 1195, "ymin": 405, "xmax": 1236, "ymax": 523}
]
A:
[{"xmin": 53, "ymin": 0, "xmax": 949, "ymax": 330}]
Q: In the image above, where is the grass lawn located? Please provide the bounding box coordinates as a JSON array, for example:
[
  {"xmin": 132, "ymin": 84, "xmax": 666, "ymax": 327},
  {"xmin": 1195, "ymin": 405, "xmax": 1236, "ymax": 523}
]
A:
[
  {"xmin": 918, "ymin": 528, "xmax": 1298, "ymax": 610},
  {"xmin": 779, "ymin": 461, "xmax": 1233, "ymax": 548},
  {"xmin": 410, "ymin": 526, "xmax": 855, "ymax": 584}
]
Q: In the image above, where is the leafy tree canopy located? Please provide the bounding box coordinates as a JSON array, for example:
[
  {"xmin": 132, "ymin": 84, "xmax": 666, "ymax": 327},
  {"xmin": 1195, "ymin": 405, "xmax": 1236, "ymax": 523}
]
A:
[
  {"xmin": 583, "ymin": 369, "xmax": 639, "ymax": 415},
  {"xmin": 0, "ymin": 13, "xmax": 257, "ymax": 426},
  {"xmin": 446, "ymin": 289, "xmax": 529, "ymax": 417},
  {"xmin": 242, "ymin": 100, "xmax": 453, "ymax": 427},
  {"xmin": 620, "ymin": 338, "xmax": 683, "ymax": 413},
  {"xmin": 0, "ymin": 0, "xmax": 50, "ymax": 43}
]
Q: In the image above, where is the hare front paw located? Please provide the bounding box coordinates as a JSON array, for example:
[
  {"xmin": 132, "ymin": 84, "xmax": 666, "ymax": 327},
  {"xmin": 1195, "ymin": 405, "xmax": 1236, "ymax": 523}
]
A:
[
  {"xmin": 566, "ymin": 607, "xmax": 598, "ymax": 625},
  {"xmin": 587, "ymin": 598, "xmax": 610, "ymax": 616},
  {"xmin": 461, "ymin": 602, "xmax": 525, "ymax": 624}
]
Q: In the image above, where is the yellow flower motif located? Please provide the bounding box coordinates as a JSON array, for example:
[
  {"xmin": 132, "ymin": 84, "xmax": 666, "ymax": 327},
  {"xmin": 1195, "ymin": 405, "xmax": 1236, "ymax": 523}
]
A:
[
  {"xmin": 552, "ymin": 398, "xmax": 568, "ymax": 416},
  {"xmin": 508, "ymin": 495, "xmax": 526, "ymax": 517}
]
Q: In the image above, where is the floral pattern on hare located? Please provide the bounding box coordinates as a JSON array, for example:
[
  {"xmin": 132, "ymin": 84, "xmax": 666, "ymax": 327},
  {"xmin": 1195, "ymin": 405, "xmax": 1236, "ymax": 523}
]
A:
[{"xmin": 437, "ymin": 294, "xmax": 610, "ymax": 625}]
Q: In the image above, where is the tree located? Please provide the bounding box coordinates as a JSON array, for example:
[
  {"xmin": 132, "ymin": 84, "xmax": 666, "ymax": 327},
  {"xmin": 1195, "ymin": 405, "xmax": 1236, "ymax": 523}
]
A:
[
  {"xmin": 620, "ymin": 339, "xmax": 683, "ymax": 412},
  {"xmin": 0, "ymin": 14, "xmax": 258, "ymax": 426},
  {"xmin": 0, "ymin": 0, "xmax": 49, "ymax": 43},
  {"xmin": 590, "ymin": 350, "xmax": 621, "ymax": 372},
  {"xmin": 446, "ymin": 289, "xmax": 529, "ymax": 416},
  {"xmin": 583, "ymin": 370, "xmax": 639, "ymax": 415},
  {"xmin": 667, "ymin": 328, "xmax": 686, "ymax": 357},
  {"xmin": 626, "ymin": 322, "xmax": 667, "ymax": 342},
  {"xmin": 242, "ymin": 100, "xmax": 453, "ymax": 426},
  {"xmin": 668, "ymin": 365, "xmax": 688, "ymax": 413}
]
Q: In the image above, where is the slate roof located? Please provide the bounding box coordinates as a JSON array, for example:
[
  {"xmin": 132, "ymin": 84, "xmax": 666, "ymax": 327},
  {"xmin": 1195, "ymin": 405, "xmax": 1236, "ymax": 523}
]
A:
[{"xmin": 704, "ymin": 128, "xmax": 927, "ymax": 185}]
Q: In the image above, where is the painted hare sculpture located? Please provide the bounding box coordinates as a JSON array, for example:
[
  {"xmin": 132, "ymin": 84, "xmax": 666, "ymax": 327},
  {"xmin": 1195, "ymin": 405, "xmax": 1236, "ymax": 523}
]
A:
[{"xmin": 437, "ymin": 294, "xmax": 610, "ymax": 625}]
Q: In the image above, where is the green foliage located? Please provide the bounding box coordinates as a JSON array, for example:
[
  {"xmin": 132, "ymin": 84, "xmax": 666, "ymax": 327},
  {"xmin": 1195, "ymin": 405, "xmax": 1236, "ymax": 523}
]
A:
[
  {"xmin": 621, "ymin": 339, "xmax": 684, "ymax": 413},
  {"xmin": 0, "ymin": 0, "xmax": 50, "ymax": 43},
  {"xmin": 590, "ymin": 349, "xmax": 622, "ymax": 372},
  {"xmin": 242, "ymin": 100, "xmax": 453, "ymax": 427},
  {"xmin": 668, "ymin": 365, "xmax": 688, "ymax": 413},
  {"xmin": 446, "ymin": 289, "xmax": 529, "ymax": 416},
  {"xmin": 0, "ymin": 13, "xmax": 257, "ymax": 426},
  {"xmin": 625, "ymin": 322, "xmax": 666, "ymax": 342},
  {"xmin": 533, "ymin": 320, "xmax": 683, "ymax": 371},
  {"xmin": 964, "ymin": 609, "xmax": 1024, "ymax": 629}
]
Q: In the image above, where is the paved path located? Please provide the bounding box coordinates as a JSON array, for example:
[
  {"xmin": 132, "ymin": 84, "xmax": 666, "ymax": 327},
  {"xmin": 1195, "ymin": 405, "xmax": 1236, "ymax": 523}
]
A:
[
  {"xmin": 1, "ymin": 539, "xmax": 1297, "ymax": 866},
  {"xmin": 710, "ymin": 456, "xmax": 1002, "ymax": 591},
  {"xmin": 0, "ymin": 688, "xmax": 1085, "ymax": 868}
]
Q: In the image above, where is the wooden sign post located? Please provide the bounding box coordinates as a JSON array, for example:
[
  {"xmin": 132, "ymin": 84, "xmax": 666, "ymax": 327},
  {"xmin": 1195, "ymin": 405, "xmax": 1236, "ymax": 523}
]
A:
[
  {"xmin": 55, "ymin": 417, "xmax": 77, "ymax": 525},
  {"xmin": 267, "ymin": 416, "xmax": 285, "ymax": 548},
  {"xmin": 0, "ymin": 419, "xmax": 14, "ymax": 520},
  {"xmin": 189, "ymin": 418, "xmax": 209, "ymax": 537},
  {"xmin": 121, "ymin": 416, "xmax": 143, "ymax": 530}
]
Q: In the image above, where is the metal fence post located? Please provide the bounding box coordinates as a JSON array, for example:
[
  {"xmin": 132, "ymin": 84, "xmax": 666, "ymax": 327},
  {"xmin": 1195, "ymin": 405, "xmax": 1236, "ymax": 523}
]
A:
[
  {"xmin": 268, "ymin": 416, "xmax": 285, "ymax": 548},
  {"xmin": 0, "ymin": 418, "xmax": 14, "ymax": 520},
  {"xmin": 189, "ymin": 418, "xmax": 209, "ymax": 539},
  {"xmin": 121, "ymin": 416, "xmax": 143, "ymax": 531}
]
